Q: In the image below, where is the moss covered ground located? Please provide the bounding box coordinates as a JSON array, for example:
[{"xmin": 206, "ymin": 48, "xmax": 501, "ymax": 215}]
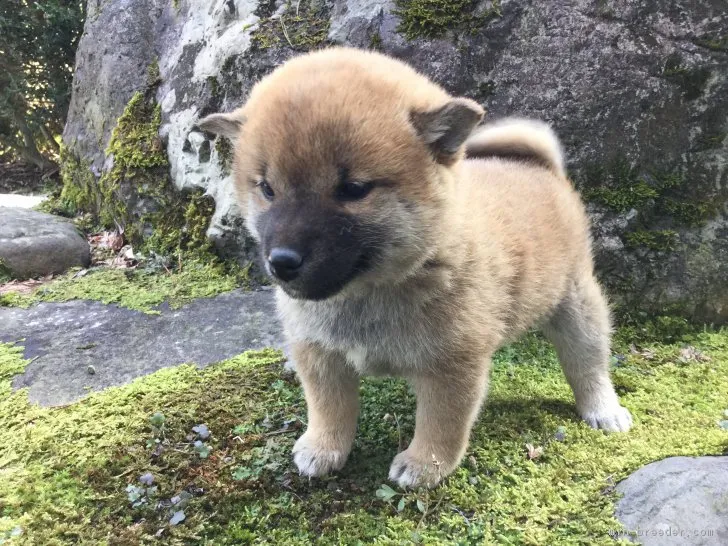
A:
[
  {"xmin": 0, "ymin": 261, "xmax": 247, "ymax": 314},
  {"xmin": 1, "ymin": 268, "xmax": 727, "ymax": 544}
]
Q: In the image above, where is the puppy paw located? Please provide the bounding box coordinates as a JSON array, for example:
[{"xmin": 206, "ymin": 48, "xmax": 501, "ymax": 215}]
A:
[
  {"xmin": 388, "ymin": 449, "xmax": 447, "ymax": 489},
  {"xmin": 292, "ymin": 432, "xmax": 348, "ymax": 477},
  {"xmin": 581, "ymin": 404, "xmax": 632, "ymax": 432}
]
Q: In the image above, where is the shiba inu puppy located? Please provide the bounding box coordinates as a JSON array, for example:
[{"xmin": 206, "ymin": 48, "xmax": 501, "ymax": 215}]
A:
[{"xmin": 198, "ymin": 47, "xmax": 632, "ymax": 488}]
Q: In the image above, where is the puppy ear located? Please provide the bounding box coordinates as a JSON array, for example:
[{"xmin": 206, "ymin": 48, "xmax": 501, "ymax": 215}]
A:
[
  {"xmin": 411, "ymin": 98, "xmax": 485, "ymax": 163},
  {"xmin": 196, "ymin": 110, "xmax": 245, "ymax": 140}
]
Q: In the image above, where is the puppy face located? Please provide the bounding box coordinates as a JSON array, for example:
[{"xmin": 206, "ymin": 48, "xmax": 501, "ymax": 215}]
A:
[{"xmin": 199, "ymin": 48, "xmax": 483, "ymax": 300}]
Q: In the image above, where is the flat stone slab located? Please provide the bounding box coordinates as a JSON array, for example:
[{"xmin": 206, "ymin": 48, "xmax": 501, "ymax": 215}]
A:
[
  {"xmin": 0, "ymin": 207, "xmax": 90, "ymax": 279},
  {"xmin": 0, "ymin": 288, "xmax": 284, "ymax": 406},
  {"xmin": 616, "ymin": 456, "xmax": 728, "ymax": 545},
  {"xmin": 0, "ymin": 194, "xmax": 47, "ymax": 209}
]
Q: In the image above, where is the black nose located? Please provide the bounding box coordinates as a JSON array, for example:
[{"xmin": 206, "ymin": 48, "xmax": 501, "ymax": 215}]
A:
[{"xmin": 267, "ymin": 247, "xmax": 304, "ymax": 281}]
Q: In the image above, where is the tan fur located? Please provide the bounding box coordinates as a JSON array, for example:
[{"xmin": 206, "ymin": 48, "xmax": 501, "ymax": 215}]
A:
[
  {"xmin": 465, "ymin": 117, "xmax": 566, "ymax": 178},
  {"xmin": 199, "ymin": 47, "xmax": 631, "ymax": 489}
]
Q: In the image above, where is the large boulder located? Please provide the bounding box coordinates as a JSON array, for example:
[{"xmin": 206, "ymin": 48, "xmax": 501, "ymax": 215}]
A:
[
  {"xmin": 0, "ymin": 208, "xmax": 90, "ymax": 279},
  {"xmin": 62, "ymin": 0, "xmax": 728, "ymax": 322},
  {"xmin": 616, "ymin": 456, "xmax": 728, "ymax": 545}
]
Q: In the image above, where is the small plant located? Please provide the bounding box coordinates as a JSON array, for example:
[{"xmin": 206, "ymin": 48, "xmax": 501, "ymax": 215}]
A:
[
  {"xmin": 192, "ymin": 423, "xmax": 210, "ymax": 439},
  {"xmin": 169, "ymin": 510, "xmax": 185, "ymax": 526},
  {"xmin": 231, "ymin": 436, "xmax": 290, "ymax": 482},
  {"xmin": 193, "ymin": 440, "xmax": 211, "ymax": 459},
  {"xmin": 126, "ymin": 473, "xmax": 157, "ymax": 508},
  {"xmin": 146, "ymin": 411, "xmax": 167, "ymax": 454},
  {"xmin": 375, "ymin": 484, "xmax": 432, "ymax": 515},
  {"xmin": 191, "ymin": 423, "xmax": 212, "ymax": 458}
]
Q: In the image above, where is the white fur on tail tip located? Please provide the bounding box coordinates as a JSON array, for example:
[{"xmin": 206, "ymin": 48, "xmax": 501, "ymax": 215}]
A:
[{"xmin": 465, "ymin": 117, "xmax": 566, "ymax": 179}]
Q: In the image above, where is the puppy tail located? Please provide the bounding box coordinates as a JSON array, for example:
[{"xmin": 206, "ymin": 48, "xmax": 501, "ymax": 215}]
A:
[{"xmin": 464, "ymin": 118, "xmax": 566, "ymax": 178}]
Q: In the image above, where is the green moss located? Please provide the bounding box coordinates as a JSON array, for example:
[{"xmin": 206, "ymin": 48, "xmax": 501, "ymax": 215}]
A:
[
  {"xmin": 394, "ymin": 0, "xmax": 502, "ymax": 40},
  {"xmin": 146, "ymin": 58, "xmax": 161, "ymax": 87},
  {"xmin": 0, "ymin": 260, "xmax": 246, "ymax": 314},
  {"xmin": 206, "ymin": 75, "xmax": 220, "ymax": 99},
  {"xmin": 613, "ymin": 315, "xmax": 696, "ymax": 349},
  {"xmin": 477, "ymin": 80, "xmax": 497, "ymax": 100},
  {"xmin": 581, "ymin": 159, "xmax": 718, "ymax": 231},
  {"xmin": 251, "ymin": 0, "xmax": 330, "ymax": 51},
  {"xmin": 587, "ymin": 181, "xmax": 659, "ymax": 211},
  {"xmin": 662, "ymin": 54, "xmax": 711, "ymax": 101},
  {"xmin": 141, "ymin": 190, "xmax": 217, "ymax": 258},
  {"xmin": 582, "ymin": 158, "xmax": 658, "ymax": 212},
  {"xmin": 48, "ymin": 145, "xmax": 99, "ymax": 217},
  {"xmin": 696, "ymin": 130, "xmax": 727, "ymax": 150},
  {"xmin": 595, "ymin": 0, "xmax": 616, "ymax": 19},
  {"xmin": 624, "ymin": 229, "xmax": 679, "ymax": 252},
  {"xmin": 693, "ymin": 34, "xmax": 728, "ymax": 52},
  {"xmin": 214, "ymin": 136, "xmax": 233, "ymax": 175},
  {"xmin": 369, "ymin": 31, "xmax": 383, "ymax": 50},
  {"xmin": 660, "ymin": 198, "xmax": 717, "ymax": 227},
  {"xmin": 57, "ymin": 88, "xmax": 218, "ymax": 260},
  {"xmin": 0, "ymin": 259, "xmax": 11, "ymax": 284},
  {"xmin": 2, "ymin": 329, "xmax": 728, "ymax": 544}
]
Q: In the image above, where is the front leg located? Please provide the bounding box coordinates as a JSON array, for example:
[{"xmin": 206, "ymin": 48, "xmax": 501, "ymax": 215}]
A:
[
  {"xmin": 291, "ymin": 341, "xmax": 359, "ymax": 477},
  {"xmin": 389, "ymin": 360, "xmax": 490, "ymax": 488}
]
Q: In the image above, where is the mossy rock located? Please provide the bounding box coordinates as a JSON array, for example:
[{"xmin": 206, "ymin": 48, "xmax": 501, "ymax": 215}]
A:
[
  {"xmin": 0, "ymin": 260, "xmax": 248, "ymax": 313},
  {"xmin": 55, "ymin": 90, "xmax": 217, "ymax": 261},
  {"xmin": 394, "ymin": 0, "xmax": 502, "ymax": 40},
  {"xmin": 251, "ymin": 0, "xmax": 331, "ymax": 51}
]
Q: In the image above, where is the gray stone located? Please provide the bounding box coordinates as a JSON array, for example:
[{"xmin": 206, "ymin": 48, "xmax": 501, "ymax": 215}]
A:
[
  {"xmin": 62, "ymin": 1, "xmax": 728, "ymax": 322},
  {"xmin": 616, "ymin": 456, "xmax": 728, "ymax": 545},
  {"xmin": 0, "ymin": 194, "xmax": 47, "ymax": 209},
  {"xmin": 0, "ymin": 207, "xmax": 90, "ymax": 279},
  {"xmin": 0, "ymin": 288, "xmax": 284, "ymax": 406}
]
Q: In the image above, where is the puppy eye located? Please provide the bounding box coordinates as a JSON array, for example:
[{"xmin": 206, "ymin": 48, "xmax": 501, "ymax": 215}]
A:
[
  {"xmin": 337, "ymin": 181, "xmax": 373, "ymax": 201},
  {"xmin": 256, "ymin": 180, "xmax": 275, "ymax": 201}
]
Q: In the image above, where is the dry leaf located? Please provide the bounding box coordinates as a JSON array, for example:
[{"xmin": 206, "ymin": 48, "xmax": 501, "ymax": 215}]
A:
[
  {"xmin": 678, "ymin": 345, "xmax": 710, "ymax": 363},
  {"xmin": 525, "ymin": 443, "xmax": 544, "ymax": 460},
  {"xmin": 0, "ymin": 278, "xmax": 46, "ymax": 295},
  {"xmin": 629, "ymin": 344, "xmax": 655, "ymax": 360}
]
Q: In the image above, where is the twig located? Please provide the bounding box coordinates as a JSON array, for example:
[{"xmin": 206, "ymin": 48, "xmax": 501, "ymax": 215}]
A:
[
  {"xmin": 416, "ymin": 455, "xmax": 445, "ymax": 529},
  {"xmin": 265, "ymin": 428, "xmax": 299, "ymax": 436},
  {"xmin": 112, "ymin": 468, "xmax": 136, "ymax": 479},
  {"xmin": 394, "ymin": 413, "xmax": 403, "ymax": 452},
  {"xmin": 280, "ymin": 16, "xmax": 294, "ymax": 48}
]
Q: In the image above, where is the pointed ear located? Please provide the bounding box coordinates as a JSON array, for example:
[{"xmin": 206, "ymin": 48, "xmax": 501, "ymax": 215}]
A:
[
  {"xmin": 196, "ymin": 110, "xmax": 245, "ymax": 140},
  {"xmin": 411, "ymin": 98, "xmax": 485, "ymax": 163}
]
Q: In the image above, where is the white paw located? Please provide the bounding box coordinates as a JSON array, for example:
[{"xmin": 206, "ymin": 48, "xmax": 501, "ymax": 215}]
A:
[
  {"xmin": 581, "ymin": 404, "xmax": 633, "ymax": 432},
  {"xmin": 282, "ymin": 344, "xmax": 296, "ymax": 372},
  {"xmin": 388, "ymin": 449, "xmax": 443, "ymax": 489},
  {"xmin": 283, "ymin": 358, "xmax": 296, "ymax": 373},
  {"xmin": 292, "ymin": 433, "xmax": 347, "ymax": 477}
]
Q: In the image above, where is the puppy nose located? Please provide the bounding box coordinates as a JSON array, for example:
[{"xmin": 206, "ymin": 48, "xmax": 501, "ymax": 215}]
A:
[{"xmin": 268, "ymin": 247, "xmax": 304, "ymax": 281}]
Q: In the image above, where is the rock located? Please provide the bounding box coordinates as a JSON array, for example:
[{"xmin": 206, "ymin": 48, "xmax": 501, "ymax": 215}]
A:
[
  {"xmin": 61, "ymin": 1, "xmax": 728, "ymax": 322},
  {"xmin": 0, "ymin": 208, "xmax": 90, "ymax": 279},
  {"xmin": 616, "ymin": 456, "xmax": 728, "ymax": 545},
  {"xmin": 0, "ymin": 288, "xmax": 283, "ymax": 406},
  {"xmin": 0, "ymin": 194, "xmax": 47, "ymax": 209}
]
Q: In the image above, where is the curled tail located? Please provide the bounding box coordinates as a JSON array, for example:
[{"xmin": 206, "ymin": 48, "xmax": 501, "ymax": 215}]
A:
[{"xmin": 464, "ymin": 118, "xmax": 566, "ymax": 178}]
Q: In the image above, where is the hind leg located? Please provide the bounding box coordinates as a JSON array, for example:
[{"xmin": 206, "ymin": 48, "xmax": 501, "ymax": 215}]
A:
[{"xmin": 541, "ymin": 276, "xmax": 632, "ymax": 432}]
